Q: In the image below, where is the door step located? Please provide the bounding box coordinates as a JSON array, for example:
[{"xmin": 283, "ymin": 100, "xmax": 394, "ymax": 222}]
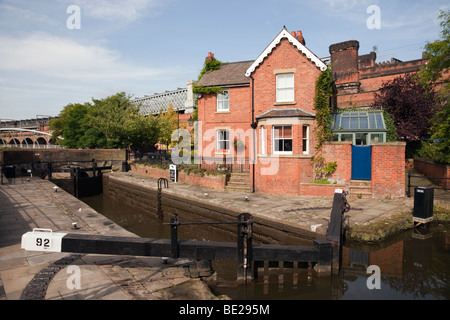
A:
[
  {"xmin": 226, "ymin": 173, "xmax": 252, "ymax": 192},
  {"xmin": 349, "ymin": 180, "xmax": 372, "ymax": 198}
]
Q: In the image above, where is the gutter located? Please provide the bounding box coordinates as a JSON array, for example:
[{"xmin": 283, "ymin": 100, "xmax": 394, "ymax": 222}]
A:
[{"xmin": 250, "ymin": 75, "xmax": 256, "ymax": 193}]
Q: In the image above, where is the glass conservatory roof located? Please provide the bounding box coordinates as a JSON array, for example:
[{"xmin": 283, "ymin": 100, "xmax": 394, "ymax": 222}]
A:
[{"xmin": 330, "ymin": 111, "xmax": 386, "ymax": 131}]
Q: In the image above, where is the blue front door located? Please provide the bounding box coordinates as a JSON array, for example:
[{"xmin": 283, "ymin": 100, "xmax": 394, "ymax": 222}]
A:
[{"xmin": 351, "ymin": 145, "xmax": 372, "ymax": 180}]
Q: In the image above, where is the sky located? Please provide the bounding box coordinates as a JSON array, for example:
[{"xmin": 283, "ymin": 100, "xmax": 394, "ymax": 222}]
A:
[{"xmin": 0, "ymin": 0, "xmax": 448, "ymax": 120}]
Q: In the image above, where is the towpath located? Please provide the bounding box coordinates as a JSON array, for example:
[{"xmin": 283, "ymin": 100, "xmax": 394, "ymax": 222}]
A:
[{"xmin": 0, "ymin": 177, "xmax": 218, "ymax": 300}]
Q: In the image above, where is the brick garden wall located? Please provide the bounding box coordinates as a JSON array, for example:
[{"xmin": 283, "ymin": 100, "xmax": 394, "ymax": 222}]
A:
[
  {"xmin": 414, "ymin": 158, "xmax": 450, "ymax": 190},
  {"xmin": 254, "ymin": 156, "xmax": 314, "ymax": 195},
  {"xmin": 371, "ymin": 142, "xmax": 406, "ymax": 198},
  {"xmin": 129, "ymin": 163, "xmax": 228, "ymax": 190},
  {"xmin": 322, "ymin": 142, "xmax": 352, "ymax": 184}
]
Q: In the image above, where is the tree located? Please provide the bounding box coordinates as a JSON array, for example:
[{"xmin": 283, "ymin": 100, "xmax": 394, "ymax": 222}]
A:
[
  {"xmin": 417, "ymin": 10, "xmax": 450, "ymax": 164},
  {"xmin": 49, "ymin": 103, "xmax": 90, "ymax": 148},
  {"xmin": 89, "ymin": 92, "xmax": 160, "ymax": 152},
  {"xmin": 373, "ymin": 73, "xmax": 438, "ymax": 157},
  {"xmin": 157, "ymin": 104, "xmax": 178, "ymax": 150},
  {"xmin": 50, "ymin": 92, "xmax": 161, "ymax": 153},
  {"xmin": 419, "ymin": 10, "xmax": 450, "ymax": 85}
]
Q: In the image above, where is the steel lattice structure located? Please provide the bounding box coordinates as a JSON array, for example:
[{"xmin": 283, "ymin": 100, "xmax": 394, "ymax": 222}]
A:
[{"xmin": 132, "ymin": 81, "xmax": 195, "ymax": 115}]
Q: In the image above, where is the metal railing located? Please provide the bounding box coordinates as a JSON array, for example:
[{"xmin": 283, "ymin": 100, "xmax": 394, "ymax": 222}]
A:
[
  {"xmin": 407, "ymin": 172, "xmax": 450, "ymax": 197},
  {"xmin": 136, "ymin": 152, "xmax": 251, "ymax": 173}
]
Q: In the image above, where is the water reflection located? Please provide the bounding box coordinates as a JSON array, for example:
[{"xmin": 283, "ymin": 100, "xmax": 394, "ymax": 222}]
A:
[{"xmin": 81, "ymin": 194, "xmax": 450, "ymax": 300}]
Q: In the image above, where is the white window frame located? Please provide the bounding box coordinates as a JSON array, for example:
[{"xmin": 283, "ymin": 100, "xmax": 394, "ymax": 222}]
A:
[
  {"xmin": 302, "ymin": 125, "xmax": 309, "ymax": 154},
  {"xmin": 216, "ymin": 129, "xmax": 229, "ymax": 151},
  {"xmin": 276, "ymin": 74, "xmax": 294, "ymax": 103},
  {"xmin": 272, "ymin": 125, "xmax": 293, "ymax": 155},
  {"xmin": 260, "ymin": 126, "xmax": 266, "ymax": 155},
  {"xmin": 216, "ymin": 90, "xmax": 229, "ymax": 112}
]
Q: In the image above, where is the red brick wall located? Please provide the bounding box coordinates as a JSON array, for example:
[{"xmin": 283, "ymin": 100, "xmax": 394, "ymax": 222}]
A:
[
  {"xmin": 371, "ymin": 142, "xmax": 406, "ymax": 198},
  {"xmin": 414, "ymin": 158, "xmax": 450, "ymax": 190},
  {"xmin": 252, "ymin": 39, "xmax": 321, "ymax": 115},
  {"xmin": 322, "ymin": 142, "xmax": 352, "ymax": 184},
  {"xmin": 129, "ymin": 163, "xmax": 227, "ymax": 190},
  {"xmin": 342, "ymin": 241, "xmax": 404, "ymax": 276},
  {"xmin": 369, "ymin": 241, "xmax": 404, "ymax": 276},
  {"xmin": 299, "ymin": 183, "xmax": 346, "ymax": 196},
  {"xmin": 198, "ymin": 86, "xmax": 252, "ymax": 160},
  {"xmin": 255, "ymin": 157, "xmax": 313, "ymax": 195}
]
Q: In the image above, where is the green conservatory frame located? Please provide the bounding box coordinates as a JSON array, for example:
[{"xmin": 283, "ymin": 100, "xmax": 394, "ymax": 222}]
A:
[{"xmin": 329, "ymin": 110, "xmax": 387, "ymax": 145}]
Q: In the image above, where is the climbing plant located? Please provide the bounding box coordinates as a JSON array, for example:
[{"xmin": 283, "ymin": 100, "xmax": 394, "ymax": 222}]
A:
[
  {"xmin": 193, "ymin": 57, "xmax": 225, "ymax": 95},
  {"xmin": 312, "ymin": 67, "xmax": 336, "ymax": 181}
]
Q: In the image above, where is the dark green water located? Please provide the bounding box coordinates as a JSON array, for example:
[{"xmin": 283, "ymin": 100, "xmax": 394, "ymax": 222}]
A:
[{"xmin": 81, "ymin": 194, "xmax": 450, "ymax": 300}]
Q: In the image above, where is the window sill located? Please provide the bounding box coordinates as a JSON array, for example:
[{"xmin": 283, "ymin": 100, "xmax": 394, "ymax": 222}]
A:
[
  {"xmin": 215, "ymin": 110, "xmax": 230, "ymax": 114},
  {"xmin": 214, "ymin": 151, "xmax": 230, "ymax": 155},
  {"xmin": 258, "ymin": 154, "xmax": 314, "ymax": 159},
  {"xmin": 274, "ymin": 101, "xmax": 296, "ymax": 106}
]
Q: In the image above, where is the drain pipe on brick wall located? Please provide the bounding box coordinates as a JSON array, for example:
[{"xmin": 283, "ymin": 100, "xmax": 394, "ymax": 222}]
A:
[{"xmin": 250, "ymin": 75, "xmax": 256, "ymax": 193}]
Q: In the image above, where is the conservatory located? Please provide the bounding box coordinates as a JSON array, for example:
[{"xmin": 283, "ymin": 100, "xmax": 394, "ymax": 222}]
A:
[{"xmin": 329, "ymin": 110, "xmax": 387, "ymax": 145}]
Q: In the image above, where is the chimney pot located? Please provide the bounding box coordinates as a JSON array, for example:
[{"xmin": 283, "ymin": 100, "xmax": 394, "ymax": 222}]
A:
[
  {"xmin": 296, "ymin": 30, "xmax": 306, "ymax": 46},
  {"xmin": 205, "ymin": 52, "xmax": 215, "ymax": 62}
]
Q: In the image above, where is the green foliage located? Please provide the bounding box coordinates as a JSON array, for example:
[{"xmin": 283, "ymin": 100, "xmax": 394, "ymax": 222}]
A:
[
  {"xmin": 312, "ymin": 68, "xmax": 335, "ymax": 181},
  {"xmin": 49, "ymin": 103, "xmax": 91, "ymax": 148},
  {"xmin": 193, "ymin": 57, "xmax": 225, "ymax": 95},
  {"xmin": 323, "ymin": 161, "xmax": 337, "ymax": 175},
  {"xmin": 314, "ymin": 68, "xmax": 334, "ymax": 150},
  {"xmin": 416, "ymin": 10, "xmax": 450, "ymax": 164},
  {"xmin": 50, "ymin": 92, "xmax": 160, "ymax": 152},
  {"xmin": 382, "ymin": 109, "xmax": 398, "ymax": 142},
  {"xmin": 308, "ymin": 178, "xmax": 331, "ymax": 184},
  {"xmin": 157, "ymin": 104, "xmax": 179, "ymax": 149},
  {"xmin": 419, "ymin": 10, "xmax": 450, "ymax": 85}
]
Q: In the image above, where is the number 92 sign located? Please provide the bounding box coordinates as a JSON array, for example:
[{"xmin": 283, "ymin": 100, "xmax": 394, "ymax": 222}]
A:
[{"xmin": 21, "ymin": 229, "xmax": 67, "ymax": 252}]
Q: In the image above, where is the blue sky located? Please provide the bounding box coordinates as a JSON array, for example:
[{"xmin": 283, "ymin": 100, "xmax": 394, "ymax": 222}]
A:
[{"xmin": 0, "ymin": 0, "xmax": 448, "ymax": 120}]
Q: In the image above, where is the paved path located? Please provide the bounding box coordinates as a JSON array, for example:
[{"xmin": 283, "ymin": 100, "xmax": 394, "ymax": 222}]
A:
[{"xmin": 0, "ymin": 177, "xmax": 217, "ymax": 300}]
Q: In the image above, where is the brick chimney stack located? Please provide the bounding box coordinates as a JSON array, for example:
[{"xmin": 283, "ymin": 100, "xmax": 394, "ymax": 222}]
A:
[
  {"xmin": 329, "ymin": 40, "xmax": 360, "ymax": 74},
  {"xmin": 205, "ymin": 52, "xmax": 215, "ymax": 62},
  {"xmin": 329, "ymin": 40, "xmax": 360, "ymax": 93},
  {"xmin": 291, "ymin": 30, "xmax": 306, "ymax": 46}
]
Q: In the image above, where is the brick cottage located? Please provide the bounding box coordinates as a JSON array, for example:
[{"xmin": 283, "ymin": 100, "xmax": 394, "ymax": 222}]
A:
[{"xmin": 195, "ymin": 27, "xmax": 409, "ymax": 198}]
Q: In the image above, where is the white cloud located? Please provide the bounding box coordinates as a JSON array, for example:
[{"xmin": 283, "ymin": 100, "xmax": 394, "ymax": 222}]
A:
[
  {"xmin": 313, "ymin": 0, "xmax": 372, "ymax": 13},
  {"xmin": 0, "ymin": 3, "xmax": 56, "ymax": 26},
  {"xmin": 0, "ymin": 31, "xmax": 186, "ymax": 118},
  {"xmin": 70, "ymin": 0, "xmax": 164, "ymax": 21},
  {"xmin": 0, "ymin": 32, "xmax": 172, "ymax": 80}
]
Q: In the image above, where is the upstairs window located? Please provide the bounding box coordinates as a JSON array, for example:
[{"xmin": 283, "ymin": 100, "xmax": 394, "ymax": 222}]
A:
[
  {"xmin": 217, "ymin": 90, "xmax": 229, "ymax": 111},
  {"xmin": 276, "ymin": 74, "xmax": 294, "ymax": 103},
  {"xmin": 273, "ymin": 125, "xmax": 292, "ymax": 154}
]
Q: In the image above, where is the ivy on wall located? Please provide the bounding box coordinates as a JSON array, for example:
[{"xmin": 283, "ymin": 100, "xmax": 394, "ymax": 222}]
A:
[
  {"xmin": 193, "ymin": 57, "xmax": 225, "ymax": 96},
  {"xmin": 312, "ymin": 67, "xmax": 336, "ymax": 181}
]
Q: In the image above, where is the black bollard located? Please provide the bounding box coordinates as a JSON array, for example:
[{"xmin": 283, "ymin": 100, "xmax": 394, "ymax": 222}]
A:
[
  {"xmin": 170, "ymin": 215, "xmax": 179, "ymax": 259},
  {"xmin": 237, "ymin": 213, "xmax": 253, "ymax": 284}
]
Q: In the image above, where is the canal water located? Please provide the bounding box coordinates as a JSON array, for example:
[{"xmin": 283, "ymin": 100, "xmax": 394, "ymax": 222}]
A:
[{"xmin": 81, "ymin": 193, "xmax": 450, "ymax": 300}]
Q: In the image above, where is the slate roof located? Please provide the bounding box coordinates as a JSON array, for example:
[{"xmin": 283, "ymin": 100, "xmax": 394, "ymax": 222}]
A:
[
  {"xmin": 256, "ymin": 108, "xmax": 316, "ymax": 119},
  {"xmin": 195, "ymin": 61, "xmax": 253, "ymax": 87}
]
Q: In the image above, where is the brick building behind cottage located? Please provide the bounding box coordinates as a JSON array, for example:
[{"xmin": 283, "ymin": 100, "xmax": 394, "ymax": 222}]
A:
[{"xmin": 329, "ymin": 40, "xmax": 427, "ymax": 108}]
